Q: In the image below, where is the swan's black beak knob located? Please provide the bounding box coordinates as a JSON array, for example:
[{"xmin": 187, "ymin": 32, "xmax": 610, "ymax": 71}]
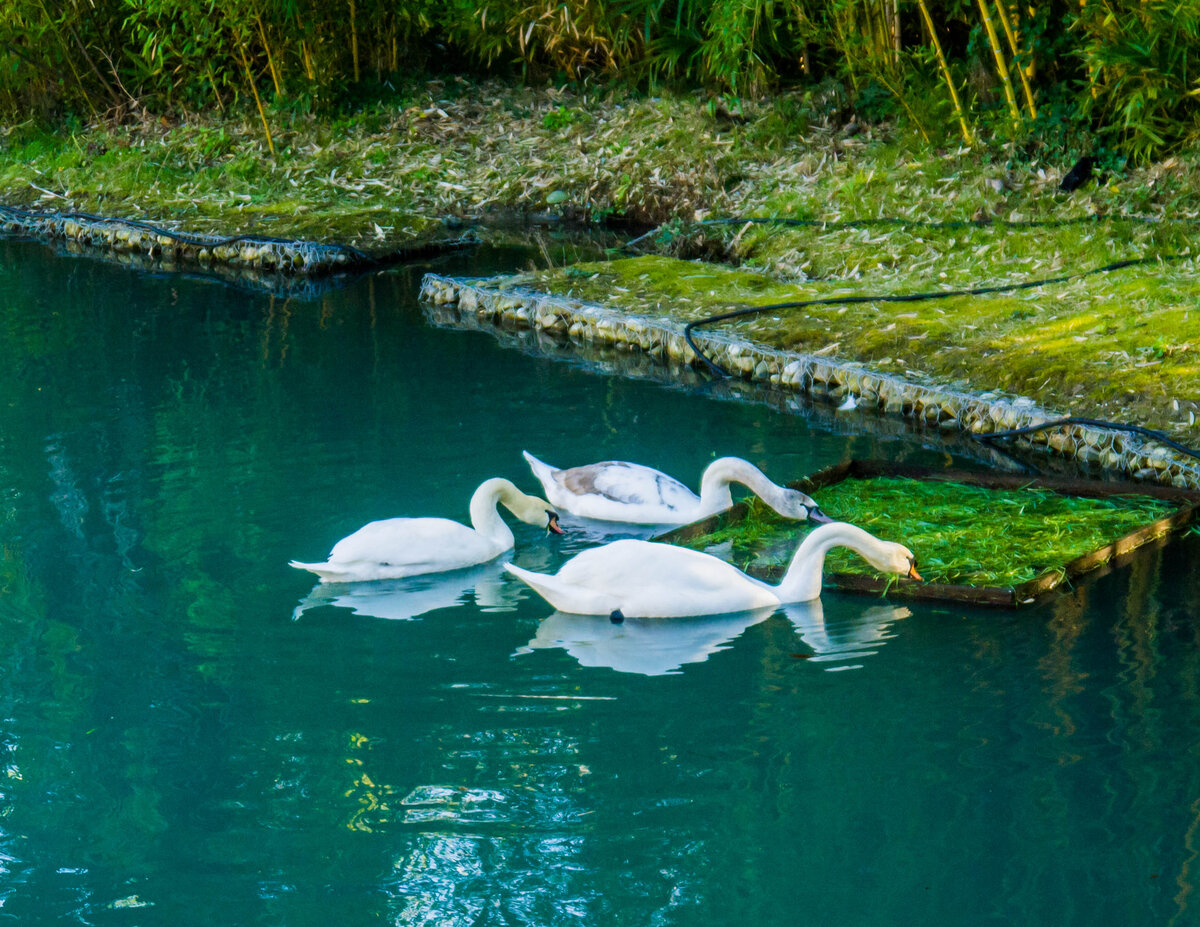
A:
[{"xmin": 547, "ymin": 512, "xmax": 564, "ymax": 535}]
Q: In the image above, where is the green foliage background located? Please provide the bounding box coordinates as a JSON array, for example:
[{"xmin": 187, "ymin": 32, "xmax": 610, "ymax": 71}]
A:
[{"xmin": 1, "ymin": 0, "xmax": 1198, "ymax": 160}]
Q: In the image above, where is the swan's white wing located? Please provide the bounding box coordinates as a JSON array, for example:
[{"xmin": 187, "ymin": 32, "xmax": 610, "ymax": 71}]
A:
[
  {"xmin": 505, "ymin": 563, "xmax": 623, "ymax": 615},
  {"xmin": 326, "ymin": 518, "xmax": 484, "ymax": 563},
  {"xmin": 546, "ymin": 539, "xmax": 779, "ymax": 617},
  {"xmin": 551, "ymin": 461, "xmax": 700, "ymax": 522},
  {"xmin": 564, "ymin": 462, "xmax": 695, "ymax": 506},
  {"xmin": 287, "ymin": 517, "xmax": 506, "ymax": 580}
]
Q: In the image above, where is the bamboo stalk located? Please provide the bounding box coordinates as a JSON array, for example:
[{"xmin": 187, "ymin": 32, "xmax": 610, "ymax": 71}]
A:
[
  {"xmin": 868, "ymin": 0, "xmax": 889, "ymax": 62},
  {"xmin": 993, "ymin": 0, "xmax": 1037, "ymax": 118},
  {"xmin": 834, "ymin": 14, "xmax": 859, "ymax": 90},
  {"xmin": 62, "ymin": 18, "xmax": 122, "ymax": 107},
  {"xmin": 34, "ymin": 0, "xmax": 96, "ymax": 115},
  {"xmin": 255, "ymin": 14, "xmax": 282, "ymax": 97},
  {"xmin": 890, "ymin": 0, "xmax": 901, "ymax": 62},
  {"xmin": 975, "ymin": 0, "xmax": 1022, "ymax": 130},
  {"xmin": 915, "ymin": 0, "xmax": 974, "ymax": 145},
  {"xmin": 300, "ymin": 39, "xmax": 315, "ymax": 82},
  {"xmin": 349, "ymin": 0, "xmax": 360, "ymax": 83},
  {"xmin": 875, "ymin": 70, "xmax": 932, "ymax": 143},
  {"xmin": 238, "ymin": 46, "xmax": 275, "ymax": 157},
  {"xmin": 206, "ymin": 62, "xmax": 225, "ymax": 111}
]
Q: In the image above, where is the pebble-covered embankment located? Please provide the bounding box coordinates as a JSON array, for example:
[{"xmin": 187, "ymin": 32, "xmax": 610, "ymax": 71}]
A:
[
  {"xmin": 421, "ymin": 273, "xmax": 1200, "ymax": 490},
  {"xmin": 1, "ymin": 205, "xmax": 364, "ymax": 275}
]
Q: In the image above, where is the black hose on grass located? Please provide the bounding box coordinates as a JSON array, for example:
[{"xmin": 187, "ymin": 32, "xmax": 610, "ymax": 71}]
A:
[
  {"xmin": 626, "ymin": 216, "xmax": 1199, "ymax": 463},
  {"xmin": 680, "ymin": 255, "xmax": 1171, "ymax": 378},
  {"xmin": 676, "ymin": 255, "xmax": 1200, "ymax": 461}
]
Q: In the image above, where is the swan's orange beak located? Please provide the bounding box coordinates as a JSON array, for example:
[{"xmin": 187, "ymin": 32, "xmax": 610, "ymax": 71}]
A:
[
  {"xmin": 547, "ymin": 513, "xmax": 564, "ymax": 535},
  {"xmin": 907, "ymin": 563, "xmax": 923, "ymax": 581}
]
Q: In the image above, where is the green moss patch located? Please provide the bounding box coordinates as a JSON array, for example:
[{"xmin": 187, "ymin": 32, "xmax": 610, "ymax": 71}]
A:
[
  {"xmin": 504, "ymin": 251, "xmax": 1200, "ymax": 440},
  {"xmin": 675, "ymin": 477, "xmax": 1174, "ymax": 587}
]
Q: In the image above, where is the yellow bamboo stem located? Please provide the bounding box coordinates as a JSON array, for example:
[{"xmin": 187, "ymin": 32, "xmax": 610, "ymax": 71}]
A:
[
  {"xmin": 834, "ymin": 15, "xmax": 859, "ymax": 90},
  {"xmin": 993, "ymin": 0, "xmax": 1036, "ymax": 118},
  {"xmin": 206, "ymin": 62, "xmax": 225, "ymax": 112},
  {"xmin": 255, "ymin": 14, "xmax": 282, "ymax": 97},
  {"xmin": 975, "ymin": 0, "xmax": 1021, "ymax": 130},
  {"xmin": 349, "ymin": 0, "xmax": 360, "ymax": 83},
  {"xmin": 915, "ymin": 0, "xmax": 974, "ymax": 145},
  {"xmin": 878, "ymin": 72, "xmax": 932, "ymax": 143},
  {"xmin": 300, "ymin": 39, "xmax": 315, "ymax": 82},
  {"xmin": 238, "ymin": 46, "xmax": 275, "ymax": 157},
  {"xmin": 889, "ymin": 0, "xmax": 901, "ymax": 62}
]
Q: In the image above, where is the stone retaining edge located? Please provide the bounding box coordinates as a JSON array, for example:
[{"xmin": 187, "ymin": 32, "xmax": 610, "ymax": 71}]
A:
[
  {"xmin": 1, "ymin": 205, "xmax": 362, "ymax": 276},
  {"xmin": 420, "ymin": 272, "xmax": 1200, "ymax": 491}
]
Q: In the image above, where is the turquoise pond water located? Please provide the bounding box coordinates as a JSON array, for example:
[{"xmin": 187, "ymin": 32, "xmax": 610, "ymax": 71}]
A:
[{"xmin": 2, "ymin": 237, "xmax": 1200, "ymax": 926}]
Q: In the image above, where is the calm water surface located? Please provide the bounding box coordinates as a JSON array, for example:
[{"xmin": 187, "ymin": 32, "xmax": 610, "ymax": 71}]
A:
[{"xmin": 2, "ymin": 238, "xmax": 1200, "ymax": 926}]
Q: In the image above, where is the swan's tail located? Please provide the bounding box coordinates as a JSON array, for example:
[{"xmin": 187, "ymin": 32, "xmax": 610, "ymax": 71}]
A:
[
  {"xmin": 289, "ymin": 559, "xmax": 353, "ymax": 583},
  {"xmin": 504, "ymin": 563, "xmax": 621, "ymax": 615},
  {"xmin": 521, "ymin": 450, "xmax": 559, "ymax": 487}
]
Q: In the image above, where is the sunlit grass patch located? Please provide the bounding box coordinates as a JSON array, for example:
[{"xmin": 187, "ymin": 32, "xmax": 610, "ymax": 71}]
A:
[{"xmin": 508, "ymin": 249, "xmax": 1200, "ymax": 438}]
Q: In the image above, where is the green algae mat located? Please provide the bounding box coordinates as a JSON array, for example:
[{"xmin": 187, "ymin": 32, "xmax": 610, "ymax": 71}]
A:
[{"xmin": 656, "ymin": 460, "xmax": 1200, "ymax": 608}]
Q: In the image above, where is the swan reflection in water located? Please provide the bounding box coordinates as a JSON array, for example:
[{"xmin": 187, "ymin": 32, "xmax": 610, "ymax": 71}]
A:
[
  {"xmin": 780, "ymin": 599, "xmax": 912, "ymax": 670},
  {"xmin": 292, "ymin": 560, "xmax": 521, "ymax": 622},
  {"xmin": 520, "ymin": 598, "xmax": 912, "ymax": 675},
  {"xmin": 518, "ymin": 607, "xmax": 776, "ymax": 676}
]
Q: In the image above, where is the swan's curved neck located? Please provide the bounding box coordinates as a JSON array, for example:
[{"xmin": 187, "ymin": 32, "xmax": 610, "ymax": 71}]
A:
[
  {"xmin": 468, "ymin": 478, "xmax": 519, "ymax": 551},
  {"xmin": 696, "ymin": 458, "xmax": 782, "ymax": 517},
  {"xmin": 777, "ymin": 523, "xmax": 893, "ymax": 603}
]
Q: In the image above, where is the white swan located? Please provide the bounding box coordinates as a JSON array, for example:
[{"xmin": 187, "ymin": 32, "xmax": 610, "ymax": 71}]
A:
[
  {"xmin": 522, "ymin": 451, "xmax": 829, "ymax": 525},
  {"xmin": 290, "ymin": 478, "xmax": 563, "ymax": 583},
  {"xmin": 504, "ymin": 522, "xmax": 921, "ymax": 618}
]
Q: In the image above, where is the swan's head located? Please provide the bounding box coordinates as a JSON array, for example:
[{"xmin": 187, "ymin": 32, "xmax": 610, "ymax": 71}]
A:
[
  {"xmin": 863, "ymin": 540, "xmax": 922, "ymax": 581},
  {"xmin": 503, "ymin": 492, "xmax": 564, "ymax": 535},
  {"xmin": 774, "ymin": 487, "xmax": 834, "ymax": 523}
]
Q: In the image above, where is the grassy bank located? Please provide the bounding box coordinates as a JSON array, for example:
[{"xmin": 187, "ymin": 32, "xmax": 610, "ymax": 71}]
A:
[
  {"xmin": 491, "ymin": 249, "xmax": 1200, "ymax": 440},
  {"xmin": 3, "ymin": 78, "xmax": 1197, "ymax": 443},
  {"xmin": 3, "ymin": 79, "xmax": 1199, "ymax": 248}
]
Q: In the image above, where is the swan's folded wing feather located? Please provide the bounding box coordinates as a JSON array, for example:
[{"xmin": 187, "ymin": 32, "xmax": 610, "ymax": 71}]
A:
[
  {"xmin": 327, "ymin": 517, "xmax": 486, "ymax": 565},
  {"xmin": 571, "ymin": 462, "xmax": 697, "ymax": 510}
]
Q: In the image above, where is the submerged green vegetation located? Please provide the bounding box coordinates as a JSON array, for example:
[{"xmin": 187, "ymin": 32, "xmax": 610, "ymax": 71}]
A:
[{"xmin": 678, "ymin": 477, "xmax": 1175, "ymax": 587}]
